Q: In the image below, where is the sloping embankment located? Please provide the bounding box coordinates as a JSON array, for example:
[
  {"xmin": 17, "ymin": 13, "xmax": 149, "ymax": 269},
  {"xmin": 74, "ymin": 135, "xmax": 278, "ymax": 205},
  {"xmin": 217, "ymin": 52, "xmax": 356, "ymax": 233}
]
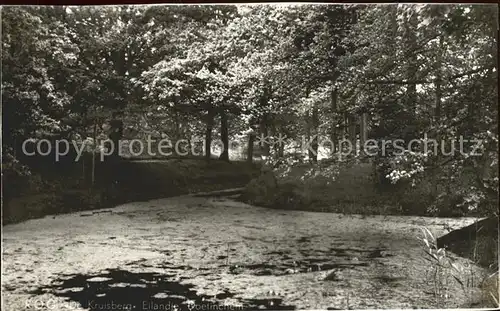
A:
[{"xmin": 437, "ymin": 216, "xmax": 499, "ymax": 269}]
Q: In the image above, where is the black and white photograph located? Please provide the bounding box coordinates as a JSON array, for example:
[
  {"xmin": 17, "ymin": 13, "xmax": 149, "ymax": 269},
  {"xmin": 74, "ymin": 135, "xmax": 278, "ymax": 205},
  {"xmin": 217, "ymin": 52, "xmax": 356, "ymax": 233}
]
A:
[{"xmin": 1, "ymin": 3, "xmax": 499, "ymax": 310}]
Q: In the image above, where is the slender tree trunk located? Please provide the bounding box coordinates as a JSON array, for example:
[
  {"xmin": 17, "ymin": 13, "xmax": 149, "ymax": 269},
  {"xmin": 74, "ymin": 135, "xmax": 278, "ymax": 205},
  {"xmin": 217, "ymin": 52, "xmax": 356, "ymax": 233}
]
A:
[
  {"xmin": 435, "ymin": 36, "xmax": 444, "ymax": 123},
  {"xmin": 388, "ymin": 5, "xmax": 398, "ymax": 51},
  {"xmin": 174, "ymin": 108, "xmax": 181, "ymax": 156},
  {"xmin": 330, "ymin": 87, "xmax": 339, "ymax": 155},
  {"xmin": 81, "ymin": 108, "xmax": 88, "ymax": 183},
  {"xmin": 205, "ymin": 109, "xmax": 214, "ymax": 161},
  {"xmin": 176, "ymin": 111, "xmax": 181, "ymax": 141},
  {"xmin": 348, "ymin": 115, "xmax": 357, "ymax": 152},
  {"xmin": 359, "ymin": 112, "xmax": 368, "ymax": 157},
  {"xmin": 260, "ymin": 115, "xmax": 270, "ymax": 158},
  {"xmin": 306, "ymin": 110, "xmax": 313, "ymax": 161},
  {"xmin": 91, "ymin": 122, "xmax": 97, "ymax": 187},
  {"xmin": 311, "ymin": 103, "xmax": 319, "ymax": 162},
  {"xmin": 398, "ymin": 11, "xmax": 419, "ymax": 144},
  {"xmin": 247, "ymin": 131, "xmax": 255, "ymax": 164},
  {"xmin": 278, "ymin": 143, "xmax": 284, "ymax": 158},
  {"xmin": 405, "ymin": 11, "xmax": 419, "ymax": 121},
  {"xmin": 258, "ymin": 85, "xmax": 271, "ymax": 160},
  {"xmin": 219, "ymin": 108, "xmax": 229, "ymax": 162},
  {"xmin": 277, "ymin": 127, "xmax": 285, "ymax": 158},
  {"xmin": 304, "ymin": 86, "xmax": 318, "ymax": 162},
  {"xmin": 186, "ymin": 117, "xmax": 193, "ymax": 158},
  {"xmin": 82, "ymin": 156, "xmax": 86, "ymax": 185},
  {"xmin": 109, "ymin": 118, "xmax": 123, "ymax": 161},
  {"xmin": 432, "ymin": 36, "xmax": 444, "ymax": 198}
]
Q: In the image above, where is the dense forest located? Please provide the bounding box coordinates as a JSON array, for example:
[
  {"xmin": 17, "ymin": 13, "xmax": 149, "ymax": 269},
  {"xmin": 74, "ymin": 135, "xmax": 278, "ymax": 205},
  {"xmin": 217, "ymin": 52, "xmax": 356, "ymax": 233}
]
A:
[
  {"xmin": 2, "ymin": 4, "xmax": 498, "ymax": 219},
  {"xmin": 1, "ymin": 4, "xmax": 499, "ymax": 310}
]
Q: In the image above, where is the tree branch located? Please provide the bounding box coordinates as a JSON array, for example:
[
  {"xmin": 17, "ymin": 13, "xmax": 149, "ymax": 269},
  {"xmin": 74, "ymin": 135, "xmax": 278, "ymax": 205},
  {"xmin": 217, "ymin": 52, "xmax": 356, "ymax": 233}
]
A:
[{"xmin": 367, "ymin": 66, "xmax": 494, "ymax": 85}]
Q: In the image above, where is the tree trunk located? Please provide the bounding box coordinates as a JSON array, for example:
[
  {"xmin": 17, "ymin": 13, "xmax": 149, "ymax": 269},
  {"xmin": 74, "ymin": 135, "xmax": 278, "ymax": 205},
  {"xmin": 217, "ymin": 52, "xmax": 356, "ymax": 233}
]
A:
[
  {"xmin": 91, "ymin": 122, "xmax": 97, "ymax": 187},
  {"xmin": 359, "ymin": 112, "xmax": 368, "ymax": 156},
  {"xmin": 82, "ymin": 155, "xmax": 86, "ymax": 185},
  {"xmin": 175, "ymin": 110, "xmax": 180, "ymax": 138},
  {"xmin": 277, "ymin": 128, "xmax": 285, "ymax": 158},
  {"xmin": 205, "ymin": 109, "xmax": 214, "ymax": 161},
  {"xmin": 109, "ymin": 118, "xmax": 123, "ymax": 161},
  {"xmin": 311, "ymin": 103, "xmax": 319, "ymax": 162},
  {"xmin": 247, "ymin": 131, "xmax": 255, "ymax": 164},
  {"xmin": 432, "ymin": 36, "xmax": 444, "ymax": 197},
  {"xmin": 186, "ymin": 117, "xmax": 193, "ymax": 157},
  {"xmin": 330, "ymin": 87, "xmax": 339, "ymax": 155},
  {"xmin": 404, "ymin": 11, "xmax": 419, "ymax": 121},
  {"xmin": 435, "ymin": 36, "xmax": 444, "ymax": 123},
  {"xmin": 260, "ymin": 115, "xmax": 270, "ymax": 158},
  {"xmin": 306, "ymin": 110, "xmax": 313, "ymax": 161},
  {"xmin": 348, "ymin": 115, "xmax": 357, "ymax": 152},
  {"xmin": 219, "ymin": 108, "xmax": 229, "ymax": 162},
  {"xmin": 304, "ymin": 86, "xmax": 318, "ymax": 162},
  {"xmin": 258, "ymin": 85, "xmax": 271, "ymax": 160},
  {"xmin": 388, "ymin": 5, "xmax": 398, "ymax": 51}
]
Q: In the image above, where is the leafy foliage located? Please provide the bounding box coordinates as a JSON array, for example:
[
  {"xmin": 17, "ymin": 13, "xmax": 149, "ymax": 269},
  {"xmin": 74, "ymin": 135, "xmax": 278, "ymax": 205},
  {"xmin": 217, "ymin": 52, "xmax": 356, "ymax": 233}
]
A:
[{"xmin": 2, "ymin": 4, "xmax": 498, "ymax": 217}]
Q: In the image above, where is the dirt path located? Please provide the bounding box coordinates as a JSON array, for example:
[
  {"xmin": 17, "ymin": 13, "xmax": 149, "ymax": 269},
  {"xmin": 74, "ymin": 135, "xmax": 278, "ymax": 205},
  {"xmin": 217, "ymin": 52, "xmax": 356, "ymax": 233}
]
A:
[{"xmin": 2, "ymin": 194, "xmax": 486, "ymax": 310}]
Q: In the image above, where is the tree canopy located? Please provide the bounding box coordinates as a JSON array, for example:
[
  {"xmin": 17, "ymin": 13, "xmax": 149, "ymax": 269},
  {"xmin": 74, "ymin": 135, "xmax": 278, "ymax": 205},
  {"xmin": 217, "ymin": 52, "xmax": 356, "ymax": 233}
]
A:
[{"xmin": 2, "ymin": 4, "xmax": 498, "ymax": 214}]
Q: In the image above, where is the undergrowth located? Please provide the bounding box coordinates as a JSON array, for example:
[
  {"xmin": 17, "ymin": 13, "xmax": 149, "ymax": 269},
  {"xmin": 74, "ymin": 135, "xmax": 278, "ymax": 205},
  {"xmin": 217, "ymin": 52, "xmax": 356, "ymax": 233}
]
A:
[
  {"xmin": 420, "ymin": 226, "xmax": 499, "ymax": 308},
  {"xmin": 3, "ymin": 158, "xmax": 259, "ymax": 224},
  {"xmin": 242, "ymin": 158, "xmax": 496, "ymax": 217}
]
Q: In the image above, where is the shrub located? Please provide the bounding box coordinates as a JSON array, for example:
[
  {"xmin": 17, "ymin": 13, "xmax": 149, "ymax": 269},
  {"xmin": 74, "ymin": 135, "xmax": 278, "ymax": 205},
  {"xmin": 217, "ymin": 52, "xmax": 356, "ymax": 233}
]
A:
[
  {"xmin": 241, "ymin": 166, "xmax": 278, "ymax": 207},
  {"xmin": 273, "ymin": 181, "xmax": 313, "ymax": 210},
  {"xmin": 3, "ymin": 194, "xmax": 61, "ymax": 223},
  {"xmin": 395, "ymin": 181, "xmax": 436, "ymax": 216}
]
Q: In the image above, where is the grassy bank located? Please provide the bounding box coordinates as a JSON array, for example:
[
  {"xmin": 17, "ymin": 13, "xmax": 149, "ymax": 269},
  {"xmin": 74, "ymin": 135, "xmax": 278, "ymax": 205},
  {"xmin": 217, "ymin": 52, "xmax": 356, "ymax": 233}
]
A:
[
  {"xmin": 2, "ymin": 157, "xmax": 260, "ymax": 225},
  {"xmin": 241, "ymin": 161, "xmax": 497, "ymax": 217}
]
